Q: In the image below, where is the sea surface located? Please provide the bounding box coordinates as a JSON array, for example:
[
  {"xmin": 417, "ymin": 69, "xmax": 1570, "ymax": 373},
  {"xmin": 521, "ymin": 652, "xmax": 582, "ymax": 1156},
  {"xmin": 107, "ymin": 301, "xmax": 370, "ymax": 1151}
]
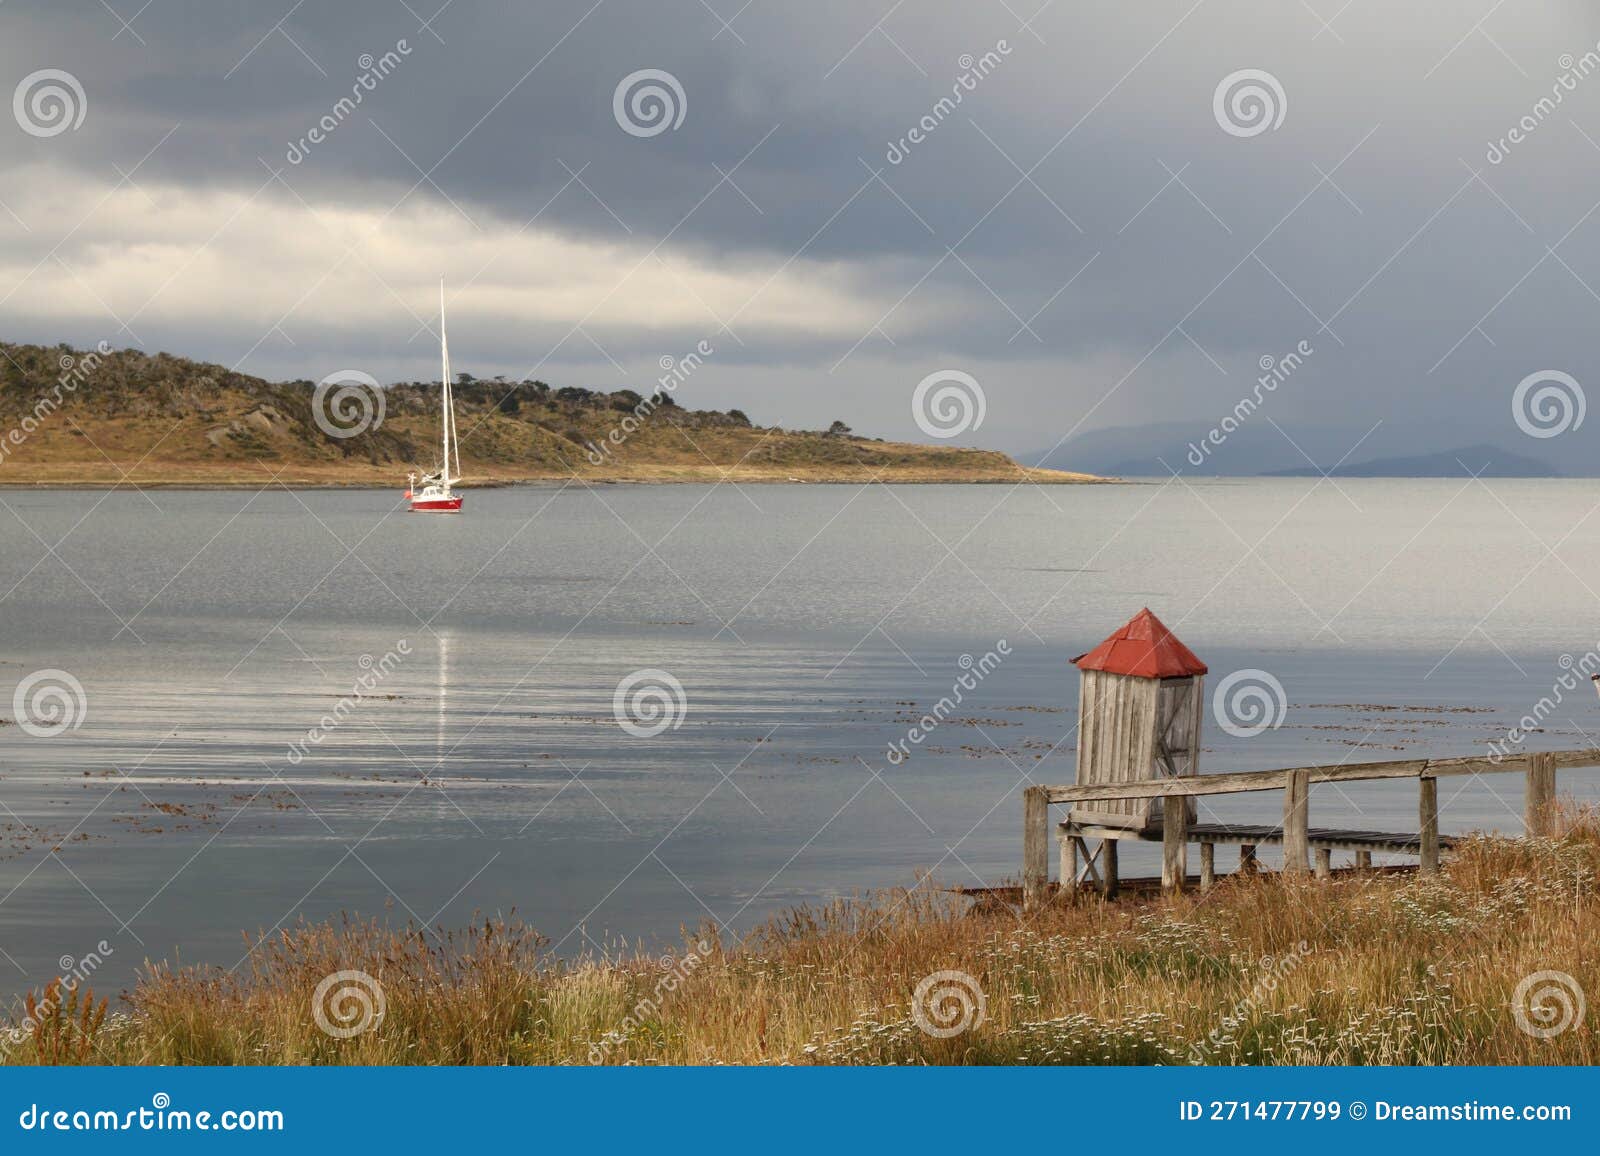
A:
[{"xmin": 3, "ymin": 478, "xmax": 1600, "ymax": 994}]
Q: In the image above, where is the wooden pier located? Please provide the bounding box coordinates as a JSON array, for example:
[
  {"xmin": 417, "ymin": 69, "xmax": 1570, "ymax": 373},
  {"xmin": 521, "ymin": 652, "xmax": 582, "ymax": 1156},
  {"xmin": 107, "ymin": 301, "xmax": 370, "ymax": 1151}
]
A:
[{"xmin": 1021, "ymin": 747, "xmax": 1594, "ymax": 910}]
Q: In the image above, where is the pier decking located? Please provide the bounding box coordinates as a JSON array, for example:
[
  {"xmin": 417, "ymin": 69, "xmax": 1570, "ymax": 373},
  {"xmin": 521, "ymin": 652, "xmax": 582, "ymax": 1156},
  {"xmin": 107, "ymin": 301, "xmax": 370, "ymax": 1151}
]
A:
[{"xmin": 1021, "ymin": 748, "xmax": 1594, "ymax": 908}]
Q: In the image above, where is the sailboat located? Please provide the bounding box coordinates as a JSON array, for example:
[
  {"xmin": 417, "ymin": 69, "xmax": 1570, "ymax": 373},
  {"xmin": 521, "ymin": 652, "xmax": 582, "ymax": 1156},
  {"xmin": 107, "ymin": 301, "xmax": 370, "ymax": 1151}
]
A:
[{"xmin": 406, "ymin": 279, "xmax": 465, "ymax": 512}]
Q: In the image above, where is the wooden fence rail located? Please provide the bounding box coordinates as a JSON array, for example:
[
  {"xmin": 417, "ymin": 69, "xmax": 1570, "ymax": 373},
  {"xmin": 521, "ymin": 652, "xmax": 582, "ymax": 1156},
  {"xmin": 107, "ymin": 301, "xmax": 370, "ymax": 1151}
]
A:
[{"xmin": 1021, "ymin": 748, "xmax": 1594, "ymax": 910}]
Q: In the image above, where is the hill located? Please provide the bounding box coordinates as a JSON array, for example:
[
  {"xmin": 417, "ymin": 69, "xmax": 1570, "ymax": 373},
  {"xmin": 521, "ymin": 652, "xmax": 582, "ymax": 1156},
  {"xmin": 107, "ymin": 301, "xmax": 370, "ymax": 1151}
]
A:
[
  {"xmin": 0, "ymin": 341, "xmax": 1100, "ymax": 487},
  {"xmin": 1261, "ymin": 444, "xmax": 1559, "ymax": 478}
]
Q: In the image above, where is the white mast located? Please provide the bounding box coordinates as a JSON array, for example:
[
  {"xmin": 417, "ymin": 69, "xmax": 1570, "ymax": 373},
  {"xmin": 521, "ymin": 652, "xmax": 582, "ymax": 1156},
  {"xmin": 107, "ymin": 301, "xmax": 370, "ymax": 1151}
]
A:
[{"xmin": 439, "ymin": 278, "xmax": 456, "ymax": 488}]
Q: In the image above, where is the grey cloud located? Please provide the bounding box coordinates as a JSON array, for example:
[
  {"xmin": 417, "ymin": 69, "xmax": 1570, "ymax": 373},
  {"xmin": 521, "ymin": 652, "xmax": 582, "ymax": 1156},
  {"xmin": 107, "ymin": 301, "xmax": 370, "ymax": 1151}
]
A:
[{"xmin": 6, "ymin": 1, "xmax": 1600, "ymax": 457}]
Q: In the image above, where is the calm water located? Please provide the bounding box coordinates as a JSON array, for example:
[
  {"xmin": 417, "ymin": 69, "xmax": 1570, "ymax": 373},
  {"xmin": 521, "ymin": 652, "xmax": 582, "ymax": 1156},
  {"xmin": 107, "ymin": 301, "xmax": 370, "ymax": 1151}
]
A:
[{"xmin": 3, "ymin": 478, "xmax": 1600, "ymax": 994}]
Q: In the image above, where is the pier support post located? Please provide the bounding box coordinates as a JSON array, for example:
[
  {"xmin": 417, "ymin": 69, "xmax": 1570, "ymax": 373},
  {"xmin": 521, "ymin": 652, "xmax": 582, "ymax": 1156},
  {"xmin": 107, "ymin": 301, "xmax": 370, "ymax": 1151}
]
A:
[
  {"xmin": 1240, "ymin": 844, "xmax": 1257, "ymax": 874},
  {"xmin": 1526, "ymin": 751, "xmax": 1556, "ymax": 838},
  {"xmin": 1023, "ymin": 787, "xmax": 1049, "ymax": 912},
  {"xmin": 1419, "ymin": 775, "xmax": 1439, "ymax": 874},
  {"xmin": 1101, "ymin": 839, "xmax": 1119, "ymax": 899},
  {"xmin": 1355, "ymin": 850, "xmax": 1371, "ymax": 871},
  {"xmin": 1058, "ymin": 836, "xmax": 1077, "ymax": 906},
  {"xmin": 1314, "ymin": 847, "xmax": 1332, "ymax": 879},
  {"xmin": 1199, "ymin": 843, "xmax": 1215, "ymax": 891},
  {"xmin": 1161, "ymin": 795, "xmax": 1187, "ymax": 894},
  {"xmin": 1282, "ymin": 770, "xmax": 1310, "ymax": 874}
]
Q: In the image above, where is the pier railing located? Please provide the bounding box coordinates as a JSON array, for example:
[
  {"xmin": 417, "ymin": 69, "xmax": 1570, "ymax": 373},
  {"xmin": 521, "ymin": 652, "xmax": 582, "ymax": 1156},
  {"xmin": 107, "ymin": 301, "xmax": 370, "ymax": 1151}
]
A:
[{"xmin": 1021, "ymin": 748, "xmax": 1599, "ymax": 910}]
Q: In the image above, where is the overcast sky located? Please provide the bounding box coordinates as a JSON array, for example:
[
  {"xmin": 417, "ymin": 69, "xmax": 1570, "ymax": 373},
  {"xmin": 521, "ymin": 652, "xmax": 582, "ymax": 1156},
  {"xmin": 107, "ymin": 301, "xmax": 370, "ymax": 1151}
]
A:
[{"xmin": 4, "ymin": 1, "xmax": 1600, "ymax": 461}]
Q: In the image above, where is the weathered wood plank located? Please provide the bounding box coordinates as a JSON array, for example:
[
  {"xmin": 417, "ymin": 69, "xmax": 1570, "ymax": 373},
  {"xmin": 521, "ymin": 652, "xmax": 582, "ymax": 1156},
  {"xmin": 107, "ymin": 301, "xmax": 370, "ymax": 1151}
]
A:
[
  {"xmin": 1199, "ymin": 842, "xmax": 1215, "ymax": 890},
  {"xmin": 1282, "ymin": 770, "xmax": 1310, "ymax": 874},
  {"xmin": 1063, "ymin": 820, "xmax": 1461, "ymax": 854},
  {"xmin": 1072, "ymin": 836, "xmax": 1102, "ymax": 888},
  {"xmin": 1419, "ymin": 776, "xmax": 1439, "ymax": 874},
  {"xmin": 1161, "ymin": 795, "xmax": 1187, "ymax": 894},
  {"xmin": 1526, "ymin": 751, "xmax": 1556, "ymax": 838},
  {"xmin": 1023, "ymin": 786, "xmax": 1049, "ymax": 912},
  {"xmin": 1101, "ymin": 839, "xmax": 1119, "ymax": 899},
  {"xmin": 1058, "ymin": 836, "xmax": 1077, "ymax": 906},
  {"xmin": 1041, "ymin": 747, "xmax": 1600, "ymax": 804}
]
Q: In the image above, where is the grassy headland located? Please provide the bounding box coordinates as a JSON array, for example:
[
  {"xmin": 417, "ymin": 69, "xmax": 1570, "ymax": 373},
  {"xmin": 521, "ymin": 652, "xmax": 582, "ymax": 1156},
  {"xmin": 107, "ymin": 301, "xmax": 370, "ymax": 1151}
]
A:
[
  {"xmin": 6, "ymin": 820, "xmax": 1597, "ymax": 1065},
  {"xmin": 0, "ymin": 341, "xmax": 1101, "ymax": 487}
]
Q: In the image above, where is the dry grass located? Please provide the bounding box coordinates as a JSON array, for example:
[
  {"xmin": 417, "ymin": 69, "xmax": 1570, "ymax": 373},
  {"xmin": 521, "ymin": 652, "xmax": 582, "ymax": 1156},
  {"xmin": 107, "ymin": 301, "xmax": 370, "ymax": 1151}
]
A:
[{"xmin": 6, "ymin": 823, "xmax": 1599, "ymax": 1065}]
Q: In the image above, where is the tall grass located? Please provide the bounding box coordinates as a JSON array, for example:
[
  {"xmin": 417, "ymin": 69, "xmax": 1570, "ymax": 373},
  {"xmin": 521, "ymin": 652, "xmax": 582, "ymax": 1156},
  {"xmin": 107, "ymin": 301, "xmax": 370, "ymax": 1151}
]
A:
[{"xmin": 6, "ymin": 823, "xmax": 1598, "ymax": 1065}]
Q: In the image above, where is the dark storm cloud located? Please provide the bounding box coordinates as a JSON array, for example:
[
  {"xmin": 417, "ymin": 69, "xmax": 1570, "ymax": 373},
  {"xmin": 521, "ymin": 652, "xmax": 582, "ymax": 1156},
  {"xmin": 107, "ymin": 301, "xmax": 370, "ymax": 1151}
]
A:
[{"xmin": 6, "ymin": 0, "xmax": 1600, "ymax": 458}]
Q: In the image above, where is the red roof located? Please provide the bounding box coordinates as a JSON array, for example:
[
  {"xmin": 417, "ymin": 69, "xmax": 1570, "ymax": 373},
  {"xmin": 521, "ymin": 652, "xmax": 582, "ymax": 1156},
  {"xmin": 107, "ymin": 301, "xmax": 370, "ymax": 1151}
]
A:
[{"xmin": 1071, "ymin": 608, "xmax": 1207, "ymax": 679}]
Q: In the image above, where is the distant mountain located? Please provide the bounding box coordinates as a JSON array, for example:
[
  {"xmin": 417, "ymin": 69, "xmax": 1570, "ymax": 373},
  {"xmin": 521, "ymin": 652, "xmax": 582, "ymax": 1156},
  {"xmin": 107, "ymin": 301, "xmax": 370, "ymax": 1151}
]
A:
[
  {"xmin": 1026, "ymin": 420, "xmax": 1591, "ymax": 478},
  {"xmin": 1024, "ymin": 422, "xmax": 1396, "ymax": 478},
  {"xmin": 1261, "ymin": 444, "xmax": 1560, "ymax": 478}
]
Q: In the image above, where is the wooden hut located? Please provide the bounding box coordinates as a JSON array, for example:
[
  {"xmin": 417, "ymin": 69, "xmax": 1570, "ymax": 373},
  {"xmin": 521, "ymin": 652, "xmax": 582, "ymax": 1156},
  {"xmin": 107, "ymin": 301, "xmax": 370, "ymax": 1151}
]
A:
[{"xmin": 1070, "ymin": 608, "xmax": 1206, "ymax": 831}]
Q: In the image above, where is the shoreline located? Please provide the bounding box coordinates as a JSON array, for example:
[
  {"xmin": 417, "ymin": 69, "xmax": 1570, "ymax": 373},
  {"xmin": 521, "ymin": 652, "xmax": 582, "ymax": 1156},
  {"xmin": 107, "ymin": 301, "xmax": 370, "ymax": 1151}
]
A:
[
  {"xmin": 0, "ymin": 469, "xmax": 1118, "ymax": 490},
  {"xmin": 4, "ymin": 825, "xmax": 1593, "ymax": 1065}
]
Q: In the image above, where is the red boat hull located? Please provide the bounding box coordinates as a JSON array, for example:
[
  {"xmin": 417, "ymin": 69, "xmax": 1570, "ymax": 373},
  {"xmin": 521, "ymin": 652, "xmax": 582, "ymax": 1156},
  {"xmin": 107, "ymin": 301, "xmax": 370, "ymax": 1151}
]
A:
[{"xmin": 409, "ymin": 495, "xmax": 464, "ymax": 512}]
